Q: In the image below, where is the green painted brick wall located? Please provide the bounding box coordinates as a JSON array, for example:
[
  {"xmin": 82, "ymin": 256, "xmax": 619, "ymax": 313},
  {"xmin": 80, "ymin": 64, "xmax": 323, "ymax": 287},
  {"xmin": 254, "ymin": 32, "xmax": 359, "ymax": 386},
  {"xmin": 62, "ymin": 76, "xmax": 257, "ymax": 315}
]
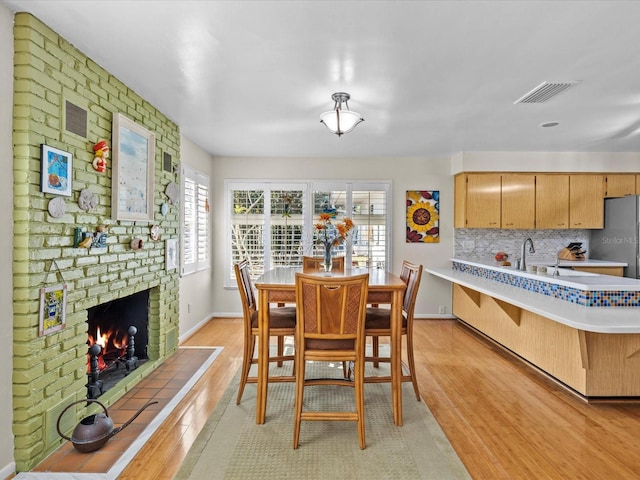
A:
[{"xmin": 12, "ymin": 13, "xmax": 181, "ymax": 471}]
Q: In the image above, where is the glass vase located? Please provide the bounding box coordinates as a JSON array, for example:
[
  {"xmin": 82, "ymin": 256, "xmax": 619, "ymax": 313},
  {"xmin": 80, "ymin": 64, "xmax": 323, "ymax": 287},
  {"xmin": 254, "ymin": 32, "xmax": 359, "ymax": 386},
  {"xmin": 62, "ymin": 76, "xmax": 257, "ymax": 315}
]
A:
[{"xmin": 323, "ymin": 247, "xmax": 333, "ymax": 273}]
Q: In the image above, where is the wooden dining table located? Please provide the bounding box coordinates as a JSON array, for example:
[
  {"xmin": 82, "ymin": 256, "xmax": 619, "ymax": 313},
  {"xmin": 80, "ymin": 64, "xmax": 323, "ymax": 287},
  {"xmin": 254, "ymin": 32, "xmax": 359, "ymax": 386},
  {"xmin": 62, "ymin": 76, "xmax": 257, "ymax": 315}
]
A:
[{"xmin": 254, "ymin": 267, "xmax": 407, "ymax": 426}]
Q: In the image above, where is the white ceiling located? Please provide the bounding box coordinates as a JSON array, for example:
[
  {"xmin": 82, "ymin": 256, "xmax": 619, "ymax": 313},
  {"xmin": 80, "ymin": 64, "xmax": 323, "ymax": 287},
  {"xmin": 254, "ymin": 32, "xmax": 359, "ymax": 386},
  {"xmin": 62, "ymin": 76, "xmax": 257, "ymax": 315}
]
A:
[{"xmin": 2, "ymin": 0, "xmax": 640, "ymax": 159}]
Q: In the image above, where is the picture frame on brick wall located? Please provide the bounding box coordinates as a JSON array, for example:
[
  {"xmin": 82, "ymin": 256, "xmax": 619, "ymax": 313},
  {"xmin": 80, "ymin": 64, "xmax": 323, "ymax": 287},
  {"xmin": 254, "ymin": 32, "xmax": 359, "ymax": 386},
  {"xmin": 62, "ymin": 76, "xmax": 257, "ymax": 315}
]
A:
[
  {"xmin": 38, "ymin": 284, "xmax": 67, "ymax": 336},
  {"xmin": 166, "ymin": 238, "xmax": 178, "ymax": 271},
  {"xmin": 41, "ymin": 144, "xmax": 73, "ymax": 196},
  {"xmin": 112, "ymin": 113, "xmax": 156, "ymax": 221}
]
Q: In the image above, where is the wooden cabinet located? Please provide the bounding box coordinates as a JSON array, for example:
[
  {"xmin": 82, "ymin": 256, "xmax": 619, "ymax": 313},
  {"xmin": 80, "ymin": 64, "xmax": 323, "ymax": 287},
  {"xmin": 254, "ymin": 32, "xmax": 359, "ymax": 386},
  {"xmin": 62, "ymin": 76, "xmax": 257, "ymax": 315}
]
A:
[
  {"xmin": 501, "ymin": 174, "xmax": 535, "ymax": 229},
  {"xmin": 453, "ymin": 174, "xmax": 467, "ymax": 228},
  {"xmin": 454, "ymin": 172, "xmax": 628, "ymax": 231},
  {"xmin": 604, "ymin": 174, "xmax": 636, "ymax": 197},
  {"xmin": 455, "ymin": 173, "xmax": 501, "ymax": 228},
  {"xmin": 536, "ymin": 175, "xmax": 569, "ymax": 229},
  {"xmin": 569, "ymin": 174, "xmax": 603, "ymax": 228}
]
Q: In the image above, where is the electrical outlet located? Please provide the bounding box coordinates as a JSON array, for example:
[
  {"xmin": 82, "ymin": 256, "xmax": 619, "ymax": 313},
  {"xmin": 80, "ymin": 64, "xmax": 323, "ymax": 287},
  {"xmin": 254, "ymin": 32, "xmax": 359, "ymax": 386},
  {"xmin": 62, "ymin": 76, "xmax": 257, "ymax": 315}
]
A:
[
  {"xmin": 462, "ymin": 240, "xmax": 475, "ymax": 251},
  {"xmin": 438, "ymin": 305, "xmax": 446, "ymax": 314}
]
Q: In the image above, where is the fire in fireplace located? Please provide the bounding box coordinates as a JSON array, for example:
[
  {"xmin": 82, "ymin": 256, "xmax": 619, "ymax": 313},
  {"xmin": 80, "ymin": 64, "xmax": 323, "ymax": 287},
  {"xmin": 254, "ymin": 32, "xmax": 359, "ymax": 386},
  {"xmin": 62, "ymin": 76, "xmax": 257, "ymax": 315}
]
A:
[{"xmin": 86, "ymin": 290, "xmax": 150, "ymax": 397}]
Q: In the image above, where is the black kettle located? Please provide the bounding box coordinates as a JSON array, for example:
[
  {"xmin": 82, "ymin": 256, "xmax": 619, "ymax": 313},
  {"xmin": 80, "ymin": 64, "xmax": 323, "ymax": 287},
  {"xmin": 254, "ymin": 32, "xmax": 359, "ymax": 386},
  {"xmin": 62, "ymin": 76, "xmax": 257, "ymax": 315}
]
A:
[{"xmin": 56, "ymin": 398, "xmax": 158, "ymax": 453}]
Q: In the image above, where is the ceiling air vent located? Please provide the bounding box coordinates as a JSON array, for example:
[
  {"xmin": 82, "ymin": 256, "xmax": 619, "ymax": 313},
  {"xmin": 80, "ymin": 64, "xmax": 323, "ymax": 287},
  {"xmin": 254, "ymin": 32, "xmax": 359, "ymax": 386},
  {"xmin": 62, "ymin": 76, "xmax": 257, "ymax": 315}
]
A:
[{"xmin": 514, "ymin": 81, "xmax": 578, "ymax": 104}]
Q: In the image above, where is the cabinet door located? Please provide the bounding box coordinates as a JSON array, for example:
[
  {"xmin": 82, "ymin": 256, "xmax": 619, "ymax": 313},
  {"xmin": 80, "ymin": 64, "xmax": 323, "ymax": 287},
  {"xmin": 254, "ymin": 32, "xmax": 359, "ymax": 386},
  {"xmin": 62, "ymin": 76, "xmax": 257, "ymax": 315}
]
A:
[
  {"xmin": 604, "ymin": 174, "xmax": 636, "ymax": 197},
  {"xmin": 454, "ymin": 174, "xmax": 466, "ymax": 228},
  {"xmin": 570, "ymin": 174, "xmax": 604, "ymax": 229},
  {"xmin": 536, "ymin": 175, "xmax": 569, "ymax": 229},
  {"xmin": 465, "ymin": 174, "xmax": 501, "ymax": 228},
  {"xmin": 501, "ymin": 174, "xmax": 535, "ymax": 229}
]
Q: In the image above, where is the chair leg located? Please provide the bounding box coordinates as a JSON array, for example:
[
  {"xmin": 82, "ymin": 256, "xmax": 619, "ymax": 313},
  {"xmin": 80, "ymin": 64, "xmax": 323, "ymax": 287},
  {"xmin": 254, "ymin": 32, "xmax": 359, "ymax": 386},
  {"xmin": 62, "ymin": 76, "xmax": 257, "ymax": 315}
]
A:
[
  {"xmin": 293, "ymin": 356, "xmax": 306, "ymax": 449},
  {"xmin": 277, "ymin": 335, "xmax": 284, "ymax": 367},
  {"xmin": 406, "ymin": 331, "xmax": 420, "ymax": 401},
  {"xmin": 355, "ymin": 357, "xmax": 366, "ymax": 449},
  {"xmin": 236, "ymin": 334, "xmax": 256, "ymax": 405},
  {"xmin": 372, "ymin": 336, "xmax": 380, "ymax": 368}
]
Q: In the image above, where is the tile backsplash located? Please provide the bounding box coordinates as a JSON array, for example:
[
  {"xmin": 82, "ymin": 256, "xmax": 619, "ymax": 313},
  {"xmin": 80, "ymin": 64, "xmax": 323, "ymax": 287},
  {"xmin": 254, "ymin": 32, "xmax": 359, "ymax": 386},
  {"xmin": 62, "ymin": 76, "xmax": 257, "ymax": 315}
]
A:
[{"xmin": 454, "ymin": 229, "xmax": 590, "ymax": 261}]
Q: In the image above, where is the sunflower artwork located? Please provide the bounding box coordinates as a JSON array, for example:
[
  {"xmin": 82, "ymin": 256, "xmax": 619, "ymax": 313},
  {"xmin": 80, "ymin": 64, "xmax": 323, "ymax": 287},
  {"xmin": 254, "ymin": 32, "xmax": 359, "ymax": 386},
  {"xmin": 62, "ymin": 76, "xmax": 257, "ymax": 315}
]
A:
[{"xmin": 406, "ymin": 190, "xmax": 439, "ymax": 243}]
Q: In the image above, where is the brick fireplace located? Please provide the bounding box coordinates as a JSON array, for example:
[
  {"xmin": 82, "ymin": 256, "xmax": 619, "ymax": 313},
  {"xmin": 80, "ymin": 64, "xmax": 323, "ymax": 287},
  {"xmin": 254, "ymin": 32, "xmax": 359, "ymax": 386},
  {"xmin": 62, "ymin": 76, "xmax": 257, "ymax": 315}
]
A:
[{"xmin": 11, "ymin": 14, "xmax": 180, "ymax": 471}]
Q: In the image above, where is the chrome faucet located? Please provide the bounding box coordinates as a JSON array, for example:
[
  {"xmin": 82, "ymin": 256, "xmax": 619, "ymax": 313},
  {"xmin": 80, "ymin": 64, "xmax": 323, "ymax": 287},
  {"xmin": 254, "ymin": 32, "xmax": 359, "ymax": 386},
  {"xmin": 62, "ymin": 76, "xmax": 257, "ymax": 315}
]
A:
[
  {"xmin": 552, "ymin": 255, "xmax": 560, "ymax": 276},
  {"xmin": 519, "ymin": 238, "xmax": 535, "ymax": 271}
]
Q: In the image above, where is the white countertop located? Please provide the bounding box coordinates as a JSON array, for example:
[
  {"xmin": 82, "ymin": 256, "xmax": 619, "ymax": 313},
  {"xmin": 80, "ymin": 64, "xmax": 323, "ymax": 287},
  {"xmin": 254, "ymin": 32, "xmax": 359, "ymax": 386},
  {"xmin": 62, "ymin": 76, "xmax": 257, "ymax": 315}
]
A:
[
  {"xmin": 426, "ymin": 266, "xmax": 640, "ymax": 334},
  {"xmin": 452, "ymin": 257, "xmax": 640, "ymax": 291}
]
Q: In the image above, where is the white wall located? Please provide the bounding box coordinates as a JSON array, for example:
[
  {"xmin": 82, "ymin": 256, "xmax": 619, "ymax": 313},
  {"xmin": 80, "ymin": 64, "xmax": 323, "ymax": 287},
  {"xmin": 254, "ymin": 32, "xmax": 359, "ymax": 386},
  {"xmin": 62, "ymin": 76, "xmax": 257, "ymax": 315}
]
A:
[
  {"xmin": 178, "ymin": 135, "xmax": 216, "ymax": 341},
  {"xmin": 452, "ymin": 151, "xmax": 640, "ymax": 173},
  {"xmin": 210, "ymin": 156, "xmax": 455, "ymax": 318},
  {"xmin": 0, "ymin": 4, "xmax": 15, "ymax": 478}
]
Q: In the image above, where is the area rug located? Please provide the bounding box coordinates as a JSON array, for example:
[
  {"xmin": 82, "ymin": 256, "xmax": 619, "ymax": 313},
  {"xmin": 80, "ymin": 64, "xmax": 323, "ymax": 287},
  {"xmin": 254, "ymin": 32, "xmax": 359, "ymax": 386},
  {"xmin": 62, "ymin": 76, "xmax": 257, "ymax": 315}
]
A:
[{"xmin": 175, "ymin": 353, "xmax": 470, "ymax": 480}]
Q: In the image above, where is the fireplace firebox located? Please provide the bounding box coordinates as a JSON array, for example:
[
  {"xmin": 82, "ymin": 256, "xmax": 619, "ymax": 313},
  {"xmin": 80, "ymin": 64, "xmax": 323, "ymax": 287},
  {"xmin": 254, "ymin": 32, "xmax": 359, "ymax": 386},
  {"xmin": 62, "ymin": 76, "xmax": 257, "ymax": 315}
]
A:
[{"xmin": 86, "ymin": 290, "xmax": 150, "ymax": 397}]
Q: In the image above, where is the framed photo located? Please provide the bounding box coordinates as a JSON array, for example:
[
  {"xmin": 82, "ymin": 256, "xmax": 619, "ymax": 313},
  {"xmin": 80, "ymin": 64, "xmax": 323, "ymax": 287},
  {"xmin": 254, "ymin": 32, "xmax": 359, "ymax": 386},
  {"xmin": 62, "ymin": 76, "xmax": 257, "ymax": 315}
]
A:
[
  {"xmin": 41, "ymin": 144, "xmax": 73, "ymax": 196},
  {"xmin": 112, "ymin": 113, "xmax": 155, "ymax": 221},
  {"xmin": 406, "ymin": 190, "xmax": 440, "ymax": 243},
  {"xmin": 166, "ymin": 238, "xmax": 178, "ymax": 271},
  {"xmin": 39, "ymin": 284, "xmax": 67, "ymax": 336}
]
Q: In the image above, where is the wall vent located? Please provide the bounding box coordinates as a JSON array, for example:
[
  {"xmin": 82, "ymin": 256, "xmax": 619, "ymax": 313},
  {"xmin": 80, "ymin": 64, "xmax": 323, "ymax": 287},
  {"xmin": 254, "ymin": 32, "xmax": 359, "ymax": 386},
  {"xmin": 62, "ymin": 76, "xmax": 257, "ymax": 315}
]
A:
[{"xmin": 514, "ymin": 81, "xmax": 578, "ymax": 104}]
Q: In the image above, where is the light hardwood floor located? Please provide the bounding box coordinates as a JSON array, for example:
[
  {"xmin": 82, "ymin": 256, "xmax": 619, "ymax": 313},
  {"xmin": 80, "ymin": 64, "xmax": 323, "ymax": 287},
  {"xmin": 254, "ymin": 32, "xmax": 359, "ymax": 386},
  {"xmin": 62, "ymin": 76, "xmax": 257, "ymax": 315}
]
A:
[{"xmin": 117, "ymin": 318, "xmax": 640, "ymax": 479}]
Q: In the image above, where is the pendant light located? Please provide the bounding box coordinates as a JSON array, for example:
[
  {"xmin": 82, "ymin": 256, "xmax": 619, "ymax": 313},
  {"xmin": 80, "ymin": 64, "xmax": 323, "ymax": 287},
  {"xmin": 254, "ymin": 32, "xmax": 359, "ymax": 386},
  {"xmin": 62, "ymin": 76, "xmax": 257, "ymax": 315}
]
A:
[{"xmin": 319, "ymin": 92, "xmax": 364, "ymax": 136}]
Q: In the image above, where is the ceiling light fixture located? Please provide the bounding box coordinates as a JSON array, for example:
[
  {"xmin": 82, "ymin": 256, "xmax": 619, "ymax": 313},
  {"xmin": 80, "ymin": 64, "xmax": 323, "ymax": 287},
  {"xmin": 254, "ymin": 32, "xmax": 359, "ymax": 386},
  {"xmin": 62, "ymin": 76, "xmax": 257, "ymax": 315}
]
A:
[{"xmin": 320, "ymin": 92, "xmax": 364, "ymax": 136}]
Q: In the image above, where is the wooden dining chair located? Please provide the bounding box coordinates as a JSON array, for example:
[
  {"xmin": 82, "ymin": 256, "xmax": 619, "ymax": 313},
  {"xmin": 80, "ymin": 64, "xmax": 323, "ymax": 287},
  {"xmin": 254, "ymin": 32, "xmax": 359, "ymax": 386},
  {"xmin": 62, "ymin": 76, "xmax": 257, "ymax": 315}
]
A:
[
  {"xmin": 364, "ymin": 260, "xmax": 423, "ymax": 401},
  {"xmin": 302, "ymin": 255, "xmax": 345, "ymax": 272},
  {"xmin": 293, "ymin": 272, "xmax": 369, "ymax": 449},
  {"xmin": 234, "ymin": 259, "xmax": 296, "ymax": 405}
]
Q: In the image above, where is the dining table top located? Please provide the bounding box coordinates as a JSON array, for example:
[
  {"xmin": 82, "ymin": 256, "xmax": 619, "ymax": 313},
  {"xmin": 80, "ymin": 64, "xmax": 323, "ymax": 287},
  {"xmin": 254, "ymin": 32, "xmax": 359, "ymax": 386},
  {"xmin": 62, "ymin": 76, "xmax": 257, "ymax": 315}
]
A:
[{"xmin": 255, "ymin": 266, "xmax": 406, "ymax": 290}]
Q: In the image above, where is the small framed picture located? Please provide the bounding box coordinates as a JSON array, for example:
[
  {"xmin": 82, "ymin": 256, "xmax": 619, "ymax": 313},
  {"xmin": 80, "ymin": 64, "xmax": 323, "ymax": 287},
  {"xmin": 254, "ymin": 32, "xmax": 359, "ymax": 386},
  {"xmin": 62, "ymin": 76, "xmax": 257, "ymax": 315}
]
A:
[
  {"xmin": 39, "ymin": 284, "xmax": 67, "ymax": 336},
  {"xmin": 166, "ymin": 238, "xmax": 178, "ymax": 271},
  {"xmin": 41, "ymin": 144, "xmax": 73, "ymax": 196}
]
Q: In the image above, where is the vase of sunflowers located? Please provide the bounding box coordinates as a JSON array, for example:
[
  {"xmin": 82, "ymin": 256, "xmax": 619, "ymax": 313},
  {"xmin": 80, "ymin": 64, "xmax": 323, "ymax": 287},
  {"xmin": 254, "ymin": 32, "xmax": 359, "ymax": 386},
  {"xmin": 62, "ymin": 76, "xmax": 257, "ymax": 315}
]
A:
[{"xmin": 314, "ymin": 213, "xmax": 354, "ymax": 272}]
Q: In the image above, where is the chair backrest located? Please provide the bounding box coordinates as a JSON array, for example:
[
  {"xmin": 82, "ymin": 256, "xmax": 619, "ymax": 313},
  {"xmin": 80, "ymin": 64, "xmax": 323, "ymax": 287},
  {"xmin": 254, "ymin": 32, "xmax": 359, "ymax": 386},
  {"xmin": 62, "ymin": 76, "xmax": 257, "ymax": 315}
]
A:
[
  {"xmin": 295, "ymin": 272, "xmax": 369, "ymax": 345},
  {"xmin": 399, "ymin": 261, "xmax": 423, "ymax": 319},
  {"xmin": 234, "ymin": 259, "xmax": 257, "ymax": 326},
  {"xmin": 302, "ymin": 255, "xmax": 346, "ymax": 272}
]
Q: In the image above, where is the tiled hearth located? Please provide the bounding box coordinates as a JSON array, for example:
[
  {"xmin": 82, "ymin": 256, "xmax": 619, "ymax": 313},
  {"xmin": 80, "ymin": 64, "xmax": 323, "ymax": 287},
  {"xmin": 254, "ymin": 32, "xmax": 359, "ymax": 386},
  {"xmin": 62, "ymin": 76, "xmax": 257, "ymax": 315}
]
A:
[{"xmin": 14, "ymin": 347, "xmax": 221, "ymax": 480}]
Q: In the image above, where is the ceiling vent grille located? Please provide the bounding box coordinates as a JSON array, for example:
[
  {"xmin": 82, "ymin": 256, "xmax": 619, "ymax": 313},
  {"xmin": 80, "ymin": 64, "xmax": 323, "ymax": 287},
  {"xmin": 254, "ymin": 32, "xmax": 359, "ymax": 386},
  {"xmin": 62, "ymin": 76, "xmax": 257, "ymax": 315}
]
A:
[{"xmin": 514, "ymin": 81, "xmax": 578, "ymax": 104}]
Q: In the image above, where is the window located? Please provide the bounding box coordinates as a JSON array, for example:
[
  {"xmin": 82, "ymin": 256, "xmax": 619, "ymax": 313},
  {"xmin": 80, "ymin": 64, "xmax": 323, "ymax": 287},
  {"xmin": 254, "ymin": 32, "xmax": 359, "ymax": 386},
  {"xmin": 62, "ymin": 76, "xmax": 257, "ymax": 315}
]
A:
[
  {"xmin": 181, "ymin": 165, "xmax": 209, "ymax": 275},
  {"xmin": 225, "ymin": 180, "xmax": 391, "ymax": 285}
]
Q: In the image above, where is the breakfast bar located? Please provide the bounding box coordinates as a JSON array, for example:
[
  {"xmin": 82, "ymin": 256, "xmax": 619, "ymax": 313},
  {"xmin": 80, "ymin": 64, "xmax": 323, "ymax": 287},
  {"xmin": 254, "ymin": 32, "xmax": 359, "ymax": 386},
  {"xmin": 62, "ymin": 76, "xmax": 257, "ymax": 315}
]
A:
[{"xmin": 427, "ymin": 258, "xmax": 640, "ymax": 398}]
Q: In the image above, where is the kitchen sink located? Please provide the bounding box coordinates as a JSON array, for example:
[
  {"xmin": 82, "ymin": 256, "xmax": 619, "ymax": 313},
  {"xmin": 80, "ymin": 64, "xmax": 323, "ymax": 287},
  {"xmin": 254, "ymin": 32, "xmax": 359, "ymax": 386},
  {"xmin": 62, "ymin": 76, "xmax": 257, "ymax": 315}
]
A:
[{"xmin": 531, "ymin": 266, "xmax": 596, "ymax": 277}]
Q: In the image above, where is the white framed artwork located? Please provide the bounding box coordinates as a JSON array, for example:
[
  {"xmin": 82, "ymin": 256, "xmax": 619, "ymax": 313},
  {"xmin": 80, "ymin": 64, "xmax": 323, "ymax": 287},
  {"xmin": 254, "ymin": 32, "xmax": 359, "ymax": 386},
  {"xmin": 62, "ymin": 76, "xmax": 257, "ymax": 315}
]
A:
[
  {"xmin": 112, "ymin": 113, "xmax": 155, "ymax": 221},
  {"xmin": 166, "ymin": 238, "xmax": 178, "ymax": 271}
]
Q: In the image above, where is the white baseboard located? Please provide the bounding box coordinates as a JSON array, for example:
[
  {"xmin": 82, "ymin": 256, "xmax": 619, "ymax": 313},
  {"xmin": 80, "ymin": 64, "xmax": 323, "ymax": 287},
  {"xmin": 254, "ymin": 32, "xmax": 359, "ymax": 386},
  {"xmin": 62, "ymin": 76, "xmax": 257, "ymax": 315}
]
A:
[
  {"xmin": 1, "ymin": 461, "xmax": 16, "ymax": 480},
  {"xmin": 179, "ymin": 313, "xmax": 216, "ymax": 343}
]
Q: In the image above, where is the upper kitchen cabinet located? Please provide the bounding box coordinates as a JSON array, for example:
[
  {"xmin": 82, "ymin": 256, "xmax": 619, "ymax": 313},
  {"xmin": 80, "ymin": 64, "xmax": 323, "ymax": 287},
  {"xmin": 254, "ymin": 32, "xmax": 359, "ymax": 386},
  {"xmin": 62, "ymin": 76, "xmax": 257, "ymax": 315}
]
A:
[
  {"xmin": 569, "ymin": 174, "xmax": 604, "ymax": 228},
  {"xmin": 453, "ymin": 174, "xmax": 466, "ymax": 228},
  {"xmin": 536, "ymin": 174, "xmax": 569, "ymax": 229},
  {"xmin": 455, "ymin": 173, "xmax": 501, "ymax": 228},
  {"xmin": 501, "ymin": 174, "xmax": 535, "ymax": 229},
  {"xmin": 604, "ymin": 174, "xmax": 636, "ymax": 197}
]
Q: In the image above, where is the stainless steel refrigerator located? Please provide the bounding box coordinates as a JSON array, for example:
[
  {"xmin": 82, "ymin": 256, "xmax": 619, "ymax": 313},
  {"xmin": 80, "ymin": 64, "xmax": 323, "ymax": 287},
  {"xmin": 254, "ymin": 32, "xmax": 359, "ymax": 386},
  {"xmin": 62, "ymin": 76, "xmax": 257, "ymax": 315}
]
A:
[{"xmin": 589, "ymin": 195, "xmax": 640, "ymax": 279}]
